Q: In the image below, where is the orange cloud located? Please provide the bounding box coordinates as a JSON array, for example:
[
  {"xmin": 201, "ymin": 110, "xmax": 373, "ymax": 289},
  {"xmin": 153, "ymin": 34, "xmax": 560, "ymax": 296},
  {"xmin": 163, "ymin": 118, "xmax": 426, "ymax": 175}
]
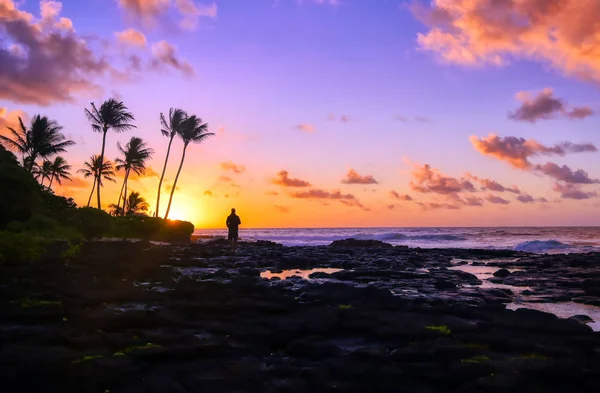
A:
[
  {"xmin": 117, "ymin": 0, "xmax": 216, "ymax": 30},
  {"xmin": 341, "ymin": 169, "xmax": 378, "ymax": 185},
  {"xmin": 0, "ymin": 108, "xmax": 27, "ymax": 138},
  {"xmin": 221, "ymin": 161, "xmax": 246, "ymax": 174},
  {"xmin": 470, "ymin": 134, "xmax": 597, "ymax": 169},
  {"xmin": 272, "ymin": 170, "xmax": 311, "ymax": 187},
  {"xmin": 265, "ymin": 190, "xmax": 279, "ymax": 196},
  {"xmin": 115, "ymin": 28, "xmax": 147, "ymax": 47},
  {"xmin": 293, "ymin": 123, "xmax": 316, "ymax": 133},
  {"xmin": 274, "ymin": 205, "xmax": 290, "ymax": 213},
  {"xmin": 61, "ymin": 177, "xmax": 89, "ymax": 189},
  {"xmin": 389, "ymin": 191, "xmax": 412, "ymax": 201},
  {"xmin": 204, "ymin": 190, "xmax": 213, "ymax": 197},
  {"xmin": 509, "ymin": 88, "xmax": 594, "ymax": 123},
  {"xmin": 412, "ymin": 0, "xmax": 600, "ymax": 84},
  {"xmin": 410, "ymin": 164, "xmax": 475, "ymax": 194}
]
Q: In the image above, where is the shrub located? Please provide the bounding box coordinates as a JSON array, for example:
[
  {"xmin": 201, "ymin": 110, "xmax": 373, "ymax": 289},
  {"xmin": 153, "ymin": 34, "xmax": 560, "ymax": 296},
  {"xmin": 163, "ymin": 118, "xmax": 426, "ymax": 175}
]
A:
[
  {"xmin": 0, "ymin": 231, "xmax": 47, "ymax": 264},
  {"xmin": 0, "ymin": 146, "xmax": 41, "ymax": 229},
  {"xmin": 66, "ymin": 208, "xmax": 114, "ymax": 239}
]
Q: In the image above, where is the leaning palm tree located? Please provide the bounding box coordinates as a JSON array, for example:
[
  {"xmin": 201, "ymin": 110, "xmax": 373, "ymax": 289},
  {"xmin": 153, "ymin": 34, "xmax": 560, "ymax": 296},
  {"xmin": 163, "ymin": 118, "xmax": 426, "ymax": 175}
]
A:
[
  {"xmin": 84, "ymin": 99, "xmax": 136, "ymax": 209},
  {"xmin": 115, "ymin": 137, "xmax": 154, "ymax": 215},
  {"xmin": 33, "ymin": 160, "xmax": 53, "ymax": 187},
  {"xmin": 47, "ymin": 156, "xmax": 72, "ymax": 189},
  {"xmin": 164, "ymin": 115, "xmax": 214, "ymax": 219},
  {"xmin": 155, "ymin": 108, "xmax": 187, "ymax": 218},
  {"xmin": 78, "ymin": 155, "xmax": 117, "ymax": 208},
  {"xmin": 125, "ymin": 191, "xmax": 149, "ymax": 216},
  {"xmin": 0, "ymin": 115, "xmax": 74, "ymax": 171}
]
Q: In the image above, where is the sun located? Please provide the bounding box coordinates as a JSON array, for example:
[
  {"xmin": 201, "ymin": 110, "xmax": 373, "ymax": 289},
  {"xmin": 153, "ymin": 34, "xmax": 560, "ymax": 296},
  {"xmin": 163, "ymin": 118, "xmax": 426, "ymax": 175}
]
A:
[{"xmin": 166, "ymin": 205, "xmax": 194, "ymax": 222}]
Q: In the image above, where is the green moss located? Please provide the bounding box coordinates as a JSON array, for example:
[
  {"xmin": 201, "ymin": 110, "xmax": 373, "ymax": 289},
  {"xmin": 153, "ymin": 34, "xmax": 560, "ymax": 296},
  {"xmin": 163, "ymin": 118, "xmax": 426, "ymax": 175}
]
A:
[
  {"xmin": 61, "ymin": 243, "xmax": 82, "ymax": 260},
  {"xmin": 513, "ymin": 353, "xmax": 550, "ymax": 361},
  {"xmin": 11, "ymin": 298, "xmax": 62, "ymax": 307},
  {"xmin": 338, "ymin": 304, "xmax": 352, "ymax": 310},
  {"xmin": 72, "ymin": 355, "xmax": 103, "ymax": 364},
  {"xmin": 112, "ymin": 342, "xmax": 161, "ymax": 356},
  {"xmin": 425, "ymin": 325, "xmax": 451, "ymax": 335},
  {"xmin": 464, "ymin": 342, "xmax": 490, "ymax": 350},
  {"xmin": 461, "ymin": 355, "xmax": 491, "ymax": 364}
]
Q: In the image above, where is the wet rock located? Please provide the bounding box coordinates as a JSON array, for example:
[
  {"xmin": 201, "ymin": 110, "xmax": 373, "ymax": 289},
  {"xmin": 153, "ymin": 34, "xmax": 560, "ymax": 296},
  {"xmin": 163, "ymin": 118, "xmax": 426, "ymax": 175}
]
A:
[
  {"xmin": 493, "ymin": 268, "xmax": 511, "ymax": 278},
  {"xmin": 569, "ymin": 315, "xmax": 594, "ymax": 323}
]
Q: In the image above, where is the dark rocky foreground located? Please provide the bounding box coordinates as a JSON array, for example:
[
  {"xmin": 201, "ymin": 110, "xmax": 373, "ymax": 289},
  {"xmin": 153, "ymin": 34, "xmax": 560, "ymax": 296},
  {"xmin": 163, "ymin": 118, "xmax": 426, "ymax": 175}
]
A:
[{"xmin": 1, "ymin": 239, "xmax": 600, "ymax": 393}]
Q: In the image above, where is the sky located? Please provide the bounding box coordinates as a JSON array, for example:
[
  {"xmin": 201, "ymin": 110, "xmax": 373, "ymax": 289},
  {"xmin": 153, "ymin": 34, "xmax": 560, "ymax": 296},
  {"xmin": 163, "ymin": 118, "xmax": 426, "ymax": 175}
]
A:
[{"xmin": 1, "ymin": 0, "xmax": 599, "ymax": 228}]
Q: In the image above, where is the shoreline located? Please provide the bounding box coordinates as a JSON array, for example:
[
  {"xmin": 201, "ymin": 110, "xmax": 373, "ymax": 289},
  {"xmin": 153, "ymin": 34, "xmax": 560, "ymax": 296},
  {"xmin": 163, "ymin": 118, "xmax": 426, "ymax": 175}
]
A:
[{"xmin": 1, "ymin": 239, "xmax": 599, "ymax": 392}]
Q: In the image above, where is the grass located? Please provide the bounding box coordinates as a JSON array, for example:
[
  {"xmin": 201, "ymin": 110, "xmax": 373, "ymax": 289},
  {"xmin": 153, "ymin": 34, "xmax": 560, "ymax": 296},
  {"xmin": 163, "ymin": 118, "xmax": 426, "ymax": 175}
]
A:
[
  {"xmin": 338, "ymin": 304, "xmax": 353, "ymax": 310},
  {"xmin": 461, "ymin": 355, "xmax": 491, "ymax": 364},
  {"xmin": 11, "ymin": 298, "xmax": 62, "ymax": 307},
  {"xmin": 425, "ymin": 325, "xmax": 451, "ymax": 335}
]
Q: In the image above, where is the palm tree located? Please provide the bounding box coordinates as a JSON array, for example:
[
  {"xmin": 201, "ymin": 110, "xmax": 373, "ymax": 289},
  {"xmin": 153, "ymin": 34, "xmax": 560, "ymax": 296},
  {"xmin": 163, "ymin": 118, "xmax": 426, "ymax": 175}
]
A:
[
  {"xmin": 78, "ymin": 155, "xmax": 117, "ymax": 208},
  {"xmin": 115, "ymin": 137, "xmax": 154, "ymax": 215},
  {"xmin": 47, "ymin": 156, "xmax": 72, "ymax": 189},
  {"xmin": 84, "ymin": 99, "xmax": 136, "ymax": 209},
  {"xmin": 164, "ymin": 115, "xmax": 214, "ymax": 219},
  {"xmin": 0, "ymin": 115, "xmax": 74, "ymax": 171},
  {"xmin": 155, "ymin": 108, "xmax": 187, "ymax": 218},
  {"xmin": 33, "ymin": 160, "xmax": 53, "ymax": 186},
  {"xmin": 125, "ymin": 191, "xmax": 149, "ymax": 216}
]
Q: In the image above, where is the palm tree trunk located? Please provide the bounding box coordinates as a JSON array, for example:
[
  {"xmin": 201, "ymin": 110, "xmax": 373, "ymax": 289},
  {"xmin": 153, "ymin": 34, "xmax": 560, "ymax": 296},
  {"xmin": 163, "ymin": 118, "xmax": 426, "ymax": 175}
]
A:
[
  {"xmin": 164, "ymin": 143, "xmax": 187, "ymax": 220},
  {"xmin": 116, "ymin": 171, "xmax": 127, "ymax": 213},
  {"xmin": 48, "ymin": 174, "xmax": 55, "ymax": 189},
  {"xmin": 155, "ymin": 134, "xmax": 175, "ymax": 218},
  {"xmin": 121, "ymin": 169, "xmax": 130, "ymax": 216},
  {"xmin": 87, "ymin": 178, "xmax": 96, "ymax": 207},
  {"xmin": 97, "ymin": 127, "xmax": 108, "ymax": 210},
  {"xmin": 40, "ymin": 176, "xmax": 45, "ymax": 187}
]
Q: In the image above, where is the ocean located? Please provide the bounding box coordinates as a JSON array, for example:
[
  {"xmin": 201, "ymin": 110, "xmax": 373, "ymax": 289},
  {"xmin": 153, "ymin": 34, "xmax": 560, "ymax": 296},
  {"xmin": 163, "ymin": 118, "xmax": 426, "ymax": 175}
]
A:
[{"xmin": 193, "ymin": 227, "xmax": 600, "ymax": 254}]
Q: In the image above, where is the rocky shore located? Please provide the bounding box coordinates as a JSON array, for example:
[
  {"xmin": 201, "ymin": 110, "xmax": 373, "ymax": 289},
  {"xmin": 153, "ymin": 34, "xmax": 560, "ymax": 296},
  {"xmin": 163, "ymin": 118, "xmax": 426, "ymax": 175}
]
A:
[{"xmin": 1, "ymin": 239, "xmax": 600, "ymax": 392}]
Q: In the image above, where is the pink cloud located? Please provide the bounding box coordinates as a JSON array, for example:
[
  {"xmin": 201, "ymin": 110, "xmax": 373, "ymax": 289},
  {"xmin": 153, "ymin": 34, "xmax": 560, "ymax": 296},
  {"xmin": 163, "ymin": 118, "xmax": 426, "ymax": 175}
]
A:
[
  {"xmin": 534, "ymin": 162, "xmax": 599, "ymax": 184},
  {"xmin": 485, "ymin": 194, "xmax": 511, "ymax": 205},
  {"xmin": 509, "ymin": 88, "xmax": 594, "ymax": 123},
  {"xmin": 517, "ymin": 194, "xmax": 535, "ymax": 204},
  {"xmin": 410, "ymin": 164, "xmax": 475, "ymax": 194},
  {"xmin": 272, "ymin": 170, "xmax": 311, "ymax": 187},
  {"xmin": 470, "ymin": 134, "xmax": 597, "ymax": 169},
  {"xmin": 151, "ymin": 41, "xmax": 195, "ymax": 77},
  {"xmin": 390, "ymin": 191, "xmax": 413, "ymax": 201},
  {"xmin": 293, "ymin": 123, "xmax": 316, "ymax": 133},
  {"xmin": 341, "ymin": 169, "xmax": 378, "ymax": 185},
  {"xmin": 416, "ymin": 202, "xmax": 460, "ymax": 211},
  {"xmin": 0, "ymin": 0, "xmax": 109, "ymax": 105},
  {"xmin": 274, "ymin": 205, "xmax": 290, "ymax": 213},
  {"xmin": 291, "ymin": 188, "xmax": 367, "ymax": 210},
  {"xmin": 117, "ymin": 0, "xmax": 217, "ymax": 30},
  {"xmin": 466, "ymin": 174, "xmax": 521, "ymax": 194},
  {"xmin": 553, "ymin": 183, "xmax": 598, "ymax": 200}
]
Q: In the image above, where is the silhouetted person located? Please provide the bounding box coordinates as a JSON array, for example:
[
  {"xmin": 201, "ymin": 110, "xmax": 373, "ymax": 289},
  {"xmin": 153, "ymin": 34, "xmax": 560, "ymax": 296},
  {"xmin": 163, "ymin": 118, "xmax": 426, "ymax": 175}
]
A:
[{"xmin": 226, "ymin": 208, "xmax": 241, "ymax": 252}]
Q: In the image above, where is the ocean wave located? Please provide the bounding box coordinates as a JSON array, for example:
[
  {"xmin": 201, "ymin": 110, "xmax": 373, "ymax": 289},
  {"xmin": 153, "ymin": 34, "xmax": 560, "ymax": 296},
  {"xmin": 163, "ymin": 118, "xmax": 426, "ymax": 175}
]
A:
[
  {"xmin": 513, "ymin": 240, "xmax": 571, "ymax": 253},
  {"xmin": 361, "ymin": 233, "xmax": 467, "ymax": 242}
]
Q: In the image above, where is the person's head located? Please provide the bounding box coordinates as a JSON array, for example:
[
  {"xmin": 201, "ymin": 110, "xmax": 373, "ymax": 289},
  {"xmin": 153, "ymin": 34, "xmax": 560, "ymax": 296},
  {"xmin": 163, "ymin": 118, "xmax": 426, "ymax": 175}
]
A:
[{"xmin": 231, "ymin": 208, "xmax": 236, "ymax": 214}]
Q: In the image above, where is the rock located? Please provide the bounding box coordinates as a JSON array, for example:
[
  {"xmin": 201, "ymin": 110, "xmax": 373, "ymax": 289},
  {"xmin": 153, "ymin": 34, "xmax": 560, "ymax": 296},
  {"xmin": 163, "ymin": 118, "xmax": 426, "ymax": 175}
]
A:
[
  {"xmin": 493, "ymin": 268, "xmax": 511, "ymax": 278},
  {"xmin": 569, "ymin": 315, "xmax": 594, "ymax": 323},
  {"xmin": 328, "ymin": 238, "xmax": 393, "ymax": 249},
  {"xmin": 582, "ymin": 279, "xmax": 600, "ymax": 296},
  {"xmin": 435, "ymin": 279, "xmax": 457, "ymax": 290}
]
